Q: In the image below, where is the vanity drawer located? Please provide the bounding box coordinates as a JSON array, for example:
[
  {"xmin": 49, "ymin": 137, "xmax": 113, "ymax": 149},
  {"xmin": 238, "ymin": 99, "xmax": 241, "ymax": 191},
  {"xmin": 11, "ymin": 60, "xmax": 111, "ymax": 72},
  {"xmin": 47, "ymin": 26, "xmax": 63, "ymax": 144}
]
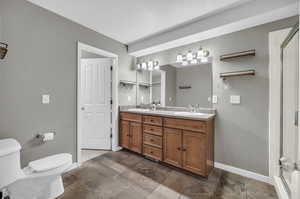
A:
[
  {"xmin": 164, "ymin": 118, "xmax": 206, "ymax": 132},
  {"xmin": 143, "ymin": 115, "xmax": 163, "ymax": 126},
  {"xmin": 143, "ymin": 125, "xmax": 163, "ymax": 136},
  {"xmin": 143, "ymin": 133, "xmax": 162, "ymax": 148},
  {"xmin": 120, "ymin": 112, "xmax": 142, "ymax": 122},
  {"xmin": 143, "ymin": 145, "xmax": 162, "ymax": 161}
]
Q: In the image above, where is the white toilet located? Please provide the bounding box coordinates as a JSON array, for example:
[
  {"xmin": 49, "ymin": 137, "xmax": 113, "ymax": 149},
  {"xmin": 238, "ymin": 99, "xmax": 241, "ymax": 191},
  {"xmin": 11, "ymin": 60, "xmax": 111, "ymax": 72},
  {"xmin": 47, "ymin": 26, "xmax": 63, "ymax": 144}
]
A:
[{"xmin": 0, "ymin": 139, "xmax": 73, "ymax": 199}]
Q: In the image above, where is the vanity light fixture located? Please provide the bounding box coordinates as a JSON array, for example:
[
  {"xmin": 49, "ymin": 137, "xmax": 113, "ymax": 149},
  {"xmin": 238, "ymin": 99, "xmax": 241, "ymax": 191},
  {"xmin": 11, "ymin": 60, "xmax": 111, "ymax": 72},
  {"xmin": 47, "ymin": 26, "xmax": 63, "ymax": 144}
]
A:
[
  {"xmin": 137, "ymin": 60, "xmax": 160, "ymax": 71},
  {"xmin": 176, "ymin": 47, "xmax": 210, "ymax": 65},
  {"xmin": 0, "ymin": 42, "xmax": 8, "ymax": 60}
]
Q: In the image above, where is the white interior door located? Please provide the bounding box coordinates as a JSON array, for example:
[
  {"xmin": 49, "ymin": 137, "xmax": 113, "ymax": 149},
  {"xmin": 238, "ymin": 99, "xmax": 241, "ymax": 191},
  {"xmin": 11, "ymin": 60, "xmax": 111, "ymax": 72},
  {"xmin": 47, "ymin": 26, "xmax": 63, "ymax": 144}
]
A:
[
  {"xmin": 280, "ymin": 28, "xmax": 299, "ymax": 196},
  {"xmin": 80, "ymin": 58, "xmax": 112, "ymax": 150}
]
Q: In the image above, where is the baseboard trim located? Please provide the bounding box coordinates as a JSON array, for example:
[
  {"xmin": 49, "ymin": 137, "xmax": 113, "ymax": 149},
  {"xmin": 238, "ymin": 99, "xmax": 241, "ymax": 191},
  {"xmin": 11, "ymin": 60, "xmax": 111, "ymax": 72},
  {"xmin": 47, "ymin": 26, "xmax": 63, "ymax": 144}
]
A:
[
  {"xmin": 274, "ymin": 176, "xmax": 289, "ymax": 199},
  {"xmin": 215, "ymin": 162, "xmax": 273, "ymax": 185}
]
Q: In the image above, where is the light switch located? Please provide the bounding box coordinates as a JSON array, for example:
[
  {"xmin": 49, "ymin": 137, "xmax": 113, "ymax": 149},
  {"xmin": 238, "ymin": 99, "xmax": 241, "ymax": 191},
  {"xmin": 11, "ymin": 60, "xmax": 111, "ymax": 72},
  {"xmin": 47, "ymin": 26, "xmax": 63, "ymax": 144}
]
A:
[
  {"xmin": 42, "ymin": 94, "xmax": 50, "ymax": 104},
  {"xmin": 212, "ymin": 95, "xmax": 218, "ymax": 104},
  {"xmin": 230, "ymin": 95, "xmax": 241, "ymax": 104}
]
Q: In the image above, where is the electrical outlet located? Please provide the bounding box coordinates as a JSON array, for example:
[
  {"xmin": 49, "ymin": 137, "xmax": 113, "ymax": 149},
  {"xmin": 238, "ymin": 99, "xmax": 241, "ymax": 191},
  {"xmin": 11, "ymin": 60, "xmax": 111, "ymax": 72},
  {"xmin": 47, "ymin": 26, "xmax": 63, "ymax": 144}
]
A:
[
  {"xmin": 42, "ymin": 95, "xmax": 50, "ymax": 104},
  {"xmin": 230, "ymin": 95, "xmax": 241, "ymax": 104},
  {"xmin": 212, "ymin": 95, "xmax": 218, "ymax": 104}
]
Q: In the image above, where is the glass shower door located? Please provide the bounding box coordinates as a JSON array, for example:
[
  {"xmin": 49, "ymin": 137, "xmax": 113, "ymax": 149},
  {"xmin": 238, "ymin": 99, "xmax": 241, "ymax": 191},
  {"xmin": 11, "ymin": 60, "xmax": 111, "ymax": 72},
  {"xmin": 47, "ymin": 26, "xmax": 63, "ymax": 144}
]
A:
[{"xmin": 280, "ymin": 24, "xmax": 299, "ymax": 195}]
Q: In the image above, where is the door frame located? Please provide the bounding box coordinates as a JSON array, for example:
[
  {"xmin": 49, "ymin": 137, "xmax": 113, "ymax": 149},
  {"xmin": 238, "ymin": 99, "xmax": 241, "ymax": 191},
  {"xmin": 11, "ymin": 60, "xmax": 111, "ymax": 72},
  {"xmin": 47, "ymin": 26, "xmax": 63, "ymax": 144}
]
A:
[
  {"xmin": 279, "ymin": 23, "xmax": 299, "ymax": 197},
  {"xmin": 269, "ymin": 25, "xmax": 300, "ymax": 199},
  {"xmin": 77, "ymin": 42, "xmax": 120, "ymax": 164}
]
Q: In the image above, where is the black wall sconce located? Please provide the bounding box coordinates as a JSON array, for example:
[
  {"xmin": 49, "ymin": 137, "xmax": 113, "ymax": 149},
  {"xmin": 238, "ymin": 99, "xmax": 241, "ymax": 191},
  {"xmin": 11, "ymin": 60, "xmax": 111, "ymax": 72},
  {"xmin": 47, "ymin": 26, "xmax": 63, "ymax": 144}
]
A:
[{"xmin": 0, "ymin": 42, "xmax": 8, "ymax": 59}]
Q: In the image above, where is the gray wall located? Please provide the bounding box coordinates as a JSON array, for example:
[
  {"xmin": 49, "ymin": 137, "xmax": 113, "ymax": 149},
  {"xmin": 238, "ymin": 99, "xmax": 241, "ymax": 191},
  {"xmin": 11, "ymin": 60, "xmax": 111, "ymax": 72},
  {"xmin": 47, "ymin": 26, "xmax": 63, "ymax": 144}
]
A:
[
  {"xmin": 138, "ymin": 16, "xmax": 298, "ymax": 176},
  {"xmin": 0, "ymin": 0, "xmax": 135, "ymax": 166},
  {"xmin": 176, "ymin": 64, "xmax": 212, "ymax": 108}
]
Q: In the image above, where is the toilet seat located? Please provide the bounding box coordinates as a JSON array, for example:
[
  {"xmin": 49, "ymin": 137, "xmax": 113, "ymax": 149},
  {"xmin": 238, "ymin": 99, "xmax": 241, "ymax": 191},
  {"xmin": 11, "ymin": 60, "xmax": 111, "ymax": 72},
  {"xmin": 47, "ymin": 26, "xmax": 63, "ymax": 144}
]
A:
[{"xmin": 29, "ymin": 153, "xmax": 72, "ymax": 173}]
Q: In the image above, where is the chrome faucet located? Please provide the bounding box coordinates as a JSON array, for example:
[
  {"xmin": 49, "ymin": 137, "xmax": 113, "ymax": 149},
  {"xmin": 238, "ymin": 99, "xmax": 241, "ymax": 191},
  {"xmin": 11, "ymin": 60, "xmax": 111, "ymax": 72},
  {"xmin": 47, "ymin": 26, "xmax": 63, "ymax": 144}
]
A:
[
  {"xmin": 151, "ymin": 103, "xmax": 157, "ymax": 111},
  {"xmin": 188, "ymin": 104, "xmax": 195, "ymax": 112},
  {"xmin": 188, "ymin": 104, "xmax": 200, "ymax": 112}
]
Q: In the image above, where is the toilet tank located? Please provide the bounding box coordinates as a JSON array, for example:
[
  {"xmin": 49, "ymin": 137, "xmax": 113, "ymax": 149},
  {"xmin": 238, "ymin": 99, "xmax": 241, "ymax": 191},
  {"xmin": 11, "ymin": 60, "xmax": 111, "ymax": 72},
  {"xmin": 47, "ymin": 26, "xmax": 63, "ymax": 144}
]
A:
[{"xmin": 0, "ymin": 139, "xmax": 24, "ymax": 189}]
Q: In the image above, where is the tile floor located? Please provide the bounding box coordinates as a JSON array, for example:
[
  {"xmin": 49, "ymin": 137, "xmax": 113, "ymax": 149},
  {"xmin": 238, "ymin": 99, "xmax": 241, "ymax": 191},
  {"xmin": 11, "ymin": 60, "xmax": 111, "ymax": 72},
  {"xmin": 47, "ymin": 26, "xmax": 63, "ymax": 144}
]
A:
[
  {"xmin": 59, "ymin": 150, "xmax": 278, "ymax": 199},
  {"xmin": 81, "ymin": 149, "xmax": 108, "ymax": 163}
]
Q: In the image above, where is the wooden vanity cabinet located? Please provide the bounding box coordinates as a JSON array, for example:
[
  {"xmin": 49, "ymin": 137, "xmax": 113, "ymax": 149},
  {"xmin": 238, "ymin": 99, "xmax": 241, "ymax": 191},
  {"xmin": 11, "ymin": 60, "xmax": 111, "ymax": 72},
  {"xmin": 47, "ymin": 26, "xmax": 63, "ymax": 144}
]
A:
[
  {"xmin": 142, "ymin": 115, "xmax": 163, "ymax": 161},
  {"xmin": 164, "ymin": 128, "xmax": 182, "ymax": 167},
  {"xmin": 119, "ymin": 112, "xmax": 214, "ymax": 177},
  {"xmin": 182, "ymin": 130, "xmax": 206, "ymax": 175},
  {"xmin": 119, "ymin": 113, "xmax": 142, "ymax": 154}
]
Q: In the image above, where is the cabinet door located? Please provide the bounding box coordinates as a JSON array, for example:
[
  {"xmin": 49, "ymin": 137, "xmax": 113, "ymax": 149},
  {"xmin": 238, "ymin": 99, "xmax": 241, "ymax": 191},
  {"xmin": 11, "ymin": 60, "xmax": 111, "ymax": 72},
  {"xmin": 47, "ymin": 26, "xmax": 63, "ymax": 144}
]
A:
[
  {"xmin": 120, "ymin": 120, "xmax": 130, "ymax": 149},
  {"xmin": 182, "ymin": 131, "xmax": 206, "ymax": 176},
  {"xmin": 130, "ymin": 122, "xmax": 142, "ymax": 153},
  {"xmin": 163, "ymin": 128, "xmax": 182, "ymax": 168}
]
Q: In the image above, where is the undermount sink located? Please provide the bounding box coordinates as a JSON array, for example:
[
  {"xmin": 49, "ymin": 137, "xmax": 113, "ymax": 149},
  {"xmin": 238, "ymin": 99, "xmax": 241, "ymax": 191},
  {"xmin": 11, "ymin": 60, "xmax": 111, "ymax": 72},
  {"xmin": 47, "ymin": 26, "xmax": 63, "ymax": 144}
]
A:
[
  {"xmin": 127, "ymin": 109, "xmax": 209, "ymax": 117},
  {"xmin": 127, "ymin": 108, "xmax": 150, "ymax": 112},
  {"xmin": 173, "ymin": 112, "xmax": 206, "ymax": 116}
]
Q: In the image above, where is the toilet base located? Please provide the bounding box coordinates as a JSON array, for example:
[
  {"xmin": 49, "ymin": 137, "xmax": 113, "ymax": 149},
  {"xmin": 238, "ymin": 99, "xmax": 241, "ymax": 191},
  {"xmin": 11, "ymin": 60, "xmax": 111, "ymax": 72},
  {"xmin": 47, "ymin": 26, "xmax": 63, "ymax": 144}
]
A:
[{"xmin": 7, "ymin": 176, "xmax": 64, "ymax": 199}]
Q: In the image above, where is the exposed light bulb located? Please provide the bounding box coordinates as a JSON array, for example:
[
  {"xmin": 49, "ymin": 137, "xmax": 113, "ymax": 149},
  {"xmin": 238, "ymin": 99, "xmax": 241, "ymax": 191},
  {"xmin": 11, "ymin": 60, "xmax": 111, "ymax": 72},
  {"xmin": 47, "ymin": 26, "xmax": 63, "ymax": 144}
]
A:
[
  {"xmin": 186, "ymin": 51, "xmax": 193, "ymax": 61},
  {"xmin": 148, "ymin": 61, "xmax": 154, "ymax": 71},
  {"xmin": 176, "ymin": 54, "xmax": 183, "ymax": 63},
  {"xmin": 142, "ymin": 62, "xmax": 147, "ymax": 70},
  {"xmin": 197, "ymin": 48, "xmax": 204, "ymax": 58},
  {"xmin": 154, "ymin": 61, "xmax": 160, "ymax": 70},
  {"xmin": 137, "ymin": 63, "xmax": 141, "ymax": 70}
]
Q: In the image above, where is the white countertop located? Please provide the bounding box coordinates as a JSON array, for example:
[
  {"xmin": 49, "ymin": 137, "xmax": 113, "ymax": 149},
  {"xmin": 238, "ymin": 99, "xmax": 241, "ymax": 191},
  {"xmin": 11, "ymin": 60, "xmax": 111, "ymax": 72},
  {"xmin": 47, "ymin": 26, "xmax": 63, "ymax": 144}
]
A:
[{"xmin": 121, "ymin": 108, "xmax": 215, "ymax": 121}]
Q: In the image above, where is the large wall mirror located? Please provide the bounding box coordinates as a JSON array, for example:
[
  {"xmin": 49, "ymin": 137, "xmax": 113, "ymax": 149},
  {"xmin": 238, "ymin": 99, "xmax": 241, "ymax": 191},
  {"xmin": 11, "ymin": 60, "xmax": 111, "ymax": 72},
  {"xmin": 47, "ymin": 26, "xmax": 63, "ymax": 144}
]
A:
[{"xmin": 136, "ymin": 62, "xmax": 213, "ymax": 108}]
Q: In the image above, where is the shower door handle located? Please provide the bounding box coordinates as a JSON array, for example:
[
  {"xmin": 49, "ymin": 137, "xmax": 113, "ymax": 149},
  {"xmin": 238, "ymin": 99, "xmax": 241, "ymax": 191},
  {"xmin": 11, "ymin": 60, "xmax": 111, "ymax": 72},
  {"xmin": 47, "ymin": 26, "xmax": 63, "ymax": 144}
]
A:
[{"xmin": 295, "ymin": 111, "xmax": 298, "ymax": 126}]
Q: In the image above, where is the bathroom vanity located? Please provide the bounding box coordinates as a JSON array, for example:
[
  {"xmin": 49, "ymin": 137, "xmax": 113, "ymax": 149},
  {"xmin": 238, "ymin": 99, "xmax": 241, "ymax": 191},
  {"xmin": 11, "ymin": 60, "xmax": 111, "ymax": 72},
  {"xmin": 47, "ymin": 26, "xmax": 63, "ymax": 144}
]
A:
[{"xmin": 119, "ymin": 109, "xmax": 215, "ymax": 177}]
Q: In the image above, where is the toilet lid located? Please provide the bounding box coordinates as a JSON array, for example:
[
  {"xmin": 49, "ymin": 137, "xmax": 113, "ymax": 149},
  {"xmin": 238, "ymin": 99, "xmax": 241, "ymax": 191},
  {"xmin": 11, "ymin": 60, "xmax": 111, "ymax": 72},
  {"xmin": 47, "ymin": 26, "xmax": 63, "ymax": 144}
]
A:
[
  {"xmin": 29, "ymin": 153, "xmax": 72, "ymax": 172},
  {"xmin": 0, "ymin": 139, "xmax": 21, "ymax": 157}
]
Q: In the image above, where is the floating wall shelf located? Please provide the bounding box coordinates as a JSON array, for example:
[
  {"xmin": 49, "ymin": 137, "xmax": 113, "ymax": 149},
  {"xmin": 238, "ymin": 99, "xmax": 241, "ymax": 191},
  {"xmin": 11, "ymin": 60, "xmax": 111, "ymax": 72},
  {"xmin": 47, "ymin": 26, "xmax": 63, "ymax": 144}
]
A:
[
  {"xmin": 138, "ymin": 82, "xmax": 151, "ymax": 88},
  {"xmin": 220, "ymin": 49, "xmax": 255, "ymax": 61},
  {"xmin": 119, "ymin": 80, "xmax": 136, "ymax": 86},
  {"xmin": 151, "ymin": 82, "xmax": 161, "ymax": 86},
  {"xmin": 220, "ymin": 69, "xmax": 255, "ymax": 80},
  {"xmin": 179, "ymin": 86, "xmax": 192, "ymax": 90}
]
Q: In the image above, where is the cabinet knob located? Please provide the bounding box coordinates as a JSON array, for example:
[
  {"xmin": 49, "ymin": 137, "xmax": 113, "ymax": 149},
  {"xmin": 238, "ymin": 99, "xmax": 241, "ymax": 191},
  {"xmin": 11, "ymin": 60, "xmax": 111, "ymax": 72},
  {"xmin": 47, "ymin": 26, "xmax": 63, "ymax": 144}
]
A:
[
  {"xmin": 182, "ymin": 148, "xmax": 187, "ymax": 151},
  {"xmin": 150, "ymin": 151, "xmax": 153, "ymax": 154},
  {"xmin": 150, "ymin": 139, "xmax": 154, "ymax": 142},
  {"xmin": 177, "ymin": 147, "xmax": 181, "ymax": 151}
]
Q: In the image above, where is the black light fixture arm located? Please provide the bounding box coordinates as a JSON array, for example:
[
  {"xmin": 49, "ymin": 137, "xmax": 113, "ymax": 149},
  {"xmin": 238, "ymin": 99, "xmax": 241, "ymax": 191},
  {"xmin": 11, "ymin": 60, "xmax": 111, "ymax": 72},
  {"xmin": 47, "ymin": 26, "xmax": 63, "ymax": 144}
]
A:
[{"xmin": 0, "ymin": 42, "xmax": 8, "ymax": 59}]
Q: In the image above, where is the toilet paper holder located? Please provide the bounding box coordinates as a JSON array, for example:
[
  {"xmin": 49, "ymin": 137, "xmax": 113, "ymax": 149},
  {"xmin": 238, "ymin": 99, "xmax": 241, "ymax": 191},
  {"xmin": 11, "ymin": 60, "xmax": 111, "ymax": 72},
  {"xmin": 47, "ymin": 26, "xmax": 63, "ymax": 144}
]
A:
[{"xmin": 36, "ymin": 132, "xmax": 56, "ymax": 140}]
